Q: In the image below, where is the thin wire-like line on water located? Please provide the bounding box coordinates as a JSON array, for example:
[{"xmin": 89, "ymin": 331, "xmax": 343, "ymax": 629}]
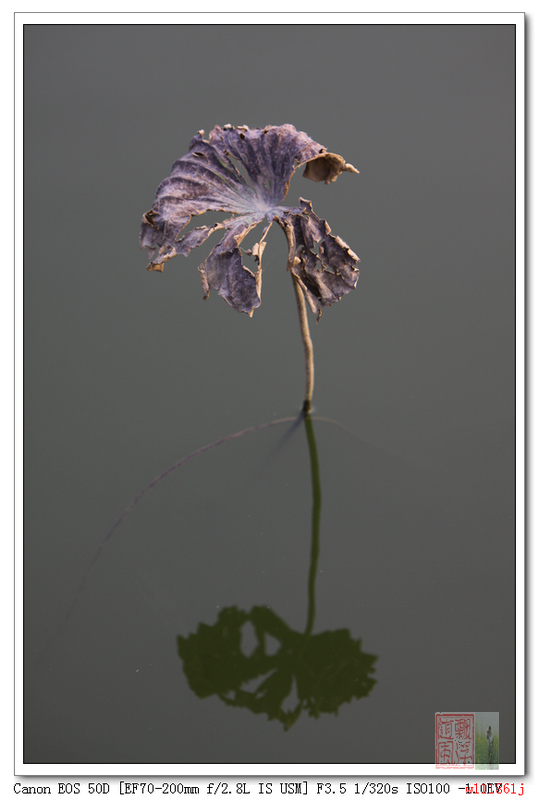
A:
[{"xmin": 37, "ymin": 415, "xmax": 299, "ymax": 662}]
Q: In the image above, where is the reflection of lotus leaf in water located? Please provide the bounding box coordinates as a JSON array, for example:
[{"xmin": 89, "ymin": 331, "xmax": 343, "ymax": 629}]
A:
[
  {"xmin": 177, "ymin": 415, "xmax": 377, "ymax": 730},
  {"xmin": 177, "ymin": 605, "xmax": 377, "ymax": 731}
]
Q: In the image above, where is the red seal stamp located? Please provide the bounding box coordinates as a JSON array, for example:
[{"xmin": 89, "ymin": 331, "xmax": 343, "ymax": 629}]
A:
[{"xmin": 435, "ymin": 712, "xmax": 475, "ymax": 767}]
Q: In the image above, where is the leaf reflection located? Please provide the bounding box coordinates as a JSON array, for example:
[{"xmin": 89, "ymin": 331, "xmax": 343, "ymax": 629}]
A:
[{"xmin": 177, "ymin": 415, "xmax": 377, "ymax": 730}]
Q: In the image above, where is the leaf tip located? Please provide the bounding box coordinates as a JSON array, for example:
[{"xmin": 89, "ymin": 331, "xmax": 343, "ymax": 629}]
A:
[{"xmin": 303, "ymin": 153, "xmax": 359, "ymax": 184}]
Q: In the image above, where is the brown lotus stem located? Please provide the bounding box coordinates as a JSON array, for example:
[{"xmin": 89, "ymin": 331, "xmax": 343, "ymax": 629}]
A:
[
  {"xmin": 292, "ymin": 274, "xmax": 314, "ymax": 414},
  {"xmin": 278, "ymin": 218, "xmax": 315, "ymax": 413}
]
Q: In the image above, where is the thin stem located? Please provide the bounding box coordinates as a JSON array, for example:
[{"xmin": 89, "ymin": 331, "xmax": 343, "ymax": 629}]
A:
[
  {"xmin": 292, "ymin": 274, "xmax": 315, "ymax": 414},
  {"xmin": 279, "ymin": 218, "xmax": 315, "ymax": 413}
]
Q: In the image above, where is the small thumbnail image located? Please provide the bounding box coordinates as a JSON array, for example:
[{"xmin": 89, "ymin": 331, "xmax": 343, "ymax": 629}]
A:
[{"xmin": 475, "ymin": 712, "xmax": 499, "ymax": 769}]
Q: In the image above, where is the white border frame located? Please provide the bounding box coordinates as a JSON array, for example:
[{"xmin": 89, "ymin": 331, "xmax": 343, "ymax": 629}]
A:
[{"xmin": 13, "ymin": 10, "xmax": 525, "ymax": 780}]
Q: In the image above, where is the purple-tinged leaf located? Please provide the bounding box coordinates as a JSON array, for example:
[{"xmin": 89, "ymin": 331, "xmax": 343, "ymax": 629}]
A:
[
  {"xmin": 198, "ymin": 218, "xmax": 265, "ymax": 317},
  {"xmin": 288, "ymin": 200, "xmax": 360, "ymax": 319},
  {"xmin": 140, "ymin": 124, "xmax": 360, "ymax": 315}
]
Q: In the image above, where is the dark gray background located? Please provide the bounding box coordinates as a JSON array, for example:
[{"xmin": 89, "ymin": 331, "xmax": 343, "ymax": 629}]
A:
[{"xmin": 24, "ymin": 23, "xmax": 516, "ymax": 766}]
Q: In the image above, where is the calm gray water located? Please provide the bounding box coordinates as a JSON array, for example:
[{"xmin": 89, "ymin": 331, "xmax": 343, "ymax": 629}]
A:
[{"xmin": 23, "ymin": 23, "xmax": 516, "ymax": 766}]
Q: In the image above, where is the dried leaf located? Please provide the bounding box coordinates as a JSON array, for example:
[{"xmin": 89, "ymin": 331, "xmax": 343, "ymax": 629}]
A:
[
  {"xmin": 140, "ymin": 124, "xmax": 360, "ymax": 316},
  {"xmin": 290, "ymin": 200, "xmax": 360, "ymax": 318}
]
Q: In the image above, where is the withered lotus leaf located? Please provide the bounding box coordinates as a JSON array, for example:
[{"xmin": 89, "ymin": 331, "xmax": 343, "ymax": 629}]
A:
[{"xmin": 140, "ymin": 124, "xmax": 360, "ymax": 317}]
